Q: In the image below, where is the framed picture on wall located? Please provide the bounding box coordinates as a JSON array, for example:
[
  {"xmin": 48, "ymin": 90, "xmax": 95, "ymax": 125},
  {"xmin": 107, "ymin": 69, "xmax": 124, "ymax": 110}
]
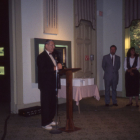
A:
[
  {"xmin": 0, "ymin": 47, "xmax": 4, "ymax": 56},
  {"xmin": 54, "ymin": 47, "xmax": 66, "ymax": 67}
]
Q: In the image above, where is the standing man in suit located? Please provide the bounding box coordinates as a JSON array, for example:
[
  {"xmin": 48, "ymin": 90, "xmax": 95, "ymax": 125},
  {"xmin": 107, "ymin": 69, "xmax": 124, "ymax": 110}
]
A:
[
  {"xmin": 102, "ymin": 45, "xmax": 120, "ymax": 106},
  {"xmin": 37, "ymin": 40, "xmax": 62, "ymax": 130}
]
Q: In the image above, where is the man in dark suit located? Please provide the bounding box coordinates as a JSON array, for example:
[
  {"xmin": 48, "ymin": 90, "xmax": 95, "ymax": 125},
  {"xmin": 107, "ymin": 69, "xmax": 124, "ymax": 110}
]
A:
[
  {"xmin": 37, "ymin": 40, "xmax": 62, "ymax": 130},
  {"xmin": 102, "ymin": 45, "xmax": 120, "ymax": 107}
]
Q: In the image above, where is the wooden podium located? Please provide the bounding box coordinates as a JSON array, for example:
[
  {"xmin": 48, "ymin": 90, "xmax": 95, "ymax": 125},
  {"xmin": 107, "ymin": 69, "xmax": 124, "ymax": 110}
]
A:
[{"xmin": 59, "ymin": 68, "xmax": 81, "ymax": 132}]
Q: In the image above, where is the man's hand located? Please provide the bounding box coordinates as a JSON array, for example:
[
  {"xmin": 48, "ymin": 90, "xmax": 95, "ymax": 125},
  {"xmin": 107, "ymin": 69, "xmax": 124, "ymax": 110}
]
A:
[
  {"xmin": 57, "ymin": 63, "xmax": 62, "ymax": 70},
  {"xmin": 54, "ymin": 63, "xmax": 62, "ymax": 70}
]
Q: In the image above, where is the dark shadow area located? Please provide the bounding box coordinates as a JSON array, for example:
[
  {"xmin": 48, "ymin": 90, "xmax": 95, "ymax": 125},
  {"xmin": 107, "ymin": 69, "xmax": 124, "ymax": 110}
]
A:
[
  {"xmin": 0, "ymin": 0, "xmax": 10, "ymax": 102},
  {"xmin": 0, "ymin": 0, "xmax": 11, "ymax": 139}
]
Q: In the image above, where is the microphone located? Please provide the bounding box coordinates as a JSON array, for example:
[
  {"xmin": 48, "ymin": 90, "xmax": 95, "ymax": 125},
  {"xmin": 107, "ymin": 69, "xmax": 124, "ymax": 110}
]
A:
[{"xmin": 50, "ymin": 56, "xmax": 62, "ymax": 134}]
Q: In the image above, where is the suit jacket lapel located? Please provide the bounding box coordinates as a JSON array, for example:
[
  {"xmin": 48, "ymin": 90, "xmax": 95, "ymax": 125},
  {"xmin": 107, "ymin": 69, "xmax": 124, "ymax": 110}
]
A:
[
  {"xmin": 108, "ymin": 54, "xmax": 112, "ymax": 65},
  {"xmin": 44, "ymin": 51, "xmax": 55, "ymax": 66},
  {"xmin": 114, "ymin": 55, "xmax": 117, "ymax": 67}
]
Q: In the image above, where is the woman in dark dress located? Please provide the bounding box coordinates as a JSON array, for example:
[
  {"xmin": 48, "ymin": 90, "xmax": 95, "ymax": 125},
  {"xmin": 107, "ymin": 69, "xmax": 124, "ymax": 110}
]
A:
[{"xmin": 124, "ymin": 47, "xmax": 140, "ymax": 107}]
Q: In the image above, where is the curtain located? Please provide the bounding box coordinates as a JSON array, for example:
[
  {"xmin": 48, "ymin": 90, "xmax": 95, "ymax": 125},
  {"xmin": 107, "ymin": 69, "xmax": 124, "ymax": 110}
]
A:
[
  {"xmin": 74, "ymin": 0, "xmax": 96, "ymax": 29},
  {"xmin": 125, "ymin": 28, "xmax": 131, "ymax": 56},
  {"xmin": 125, "ymin": 0, "xmax": 140, "ymax": 28}
]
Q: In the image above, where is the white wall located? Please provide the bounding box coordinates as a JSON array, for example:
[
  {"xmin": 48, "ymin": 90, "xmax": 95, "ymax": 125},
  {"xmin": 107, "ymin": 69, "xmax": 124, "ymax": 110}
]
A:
[
  {"xmin": 103, "ymin": 0, "xmax": 123, "ymax": 91},
  {"xmin": 21, "ymin": 0, "xmax": 74, "ymax": 104},
  {"xmin": 97, "ymin": 0, "xmax": 104, "ymax": 90}
]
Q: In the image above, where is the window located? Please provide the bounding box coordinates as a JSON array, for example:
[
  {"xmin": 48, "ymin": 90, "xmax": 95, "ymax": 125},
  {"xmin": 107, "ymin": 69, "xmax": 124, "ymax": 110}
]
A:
[
  {"xmin": 43, "ymin": 0, "xmax": 58, "ymax": 34},
  {"xmin": 125, "ymin": 20, "xmax": 140, "ymax": 56}
]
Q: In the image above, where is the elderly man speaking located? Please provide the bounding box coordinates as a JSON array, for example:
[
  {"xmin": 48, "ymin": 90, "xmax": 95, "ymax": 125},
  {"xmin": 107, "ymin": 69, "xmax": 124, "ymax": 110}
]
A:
[{"xmin": 37, "ymin": 40, "xmax": 62, "ymax": 130}]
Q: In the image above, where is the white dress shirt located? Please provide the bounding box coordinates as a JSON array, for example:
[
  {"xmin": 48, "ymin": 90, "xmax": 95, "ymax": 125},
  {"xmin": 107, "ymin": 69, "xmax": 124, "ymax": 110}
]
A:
[
  {"xmin": 124, "ymin": 57, "xmax": 140, "ymax": 71},
  {"xmin": 45, "ymin": 50, "xmax": 56, "ymax": 66},
  {"xmin": 110, "ymin": 54, "xmax": 115, "ymax": 66}
]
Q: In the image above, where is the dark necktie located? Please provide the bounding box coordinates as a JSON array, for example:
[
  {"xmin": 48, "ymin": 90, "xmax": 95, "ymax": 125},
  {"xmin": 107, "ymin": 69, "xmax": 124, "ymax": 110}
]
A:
[{"xmin": 112, "ymin": 55, "xmax": 113, "ymax": 65}]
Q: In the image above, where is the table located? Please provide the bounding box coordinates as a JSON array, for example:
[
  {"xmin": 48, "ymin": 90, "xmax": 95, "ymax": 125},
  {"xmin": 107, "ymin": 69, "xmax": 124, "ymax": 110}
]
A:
[{"xmin": 58, "ymin": 85, "xmax": 100, "ymax": 106}]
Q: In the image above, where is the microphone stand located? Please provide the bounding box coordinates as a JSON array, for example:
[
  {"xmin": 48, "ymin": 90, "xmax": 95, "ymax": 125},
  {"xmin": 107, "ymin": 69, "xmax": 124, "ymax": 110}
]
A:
[{"xmin": 50, "ymin": 60, "xmax": 62, "ymax": 134}]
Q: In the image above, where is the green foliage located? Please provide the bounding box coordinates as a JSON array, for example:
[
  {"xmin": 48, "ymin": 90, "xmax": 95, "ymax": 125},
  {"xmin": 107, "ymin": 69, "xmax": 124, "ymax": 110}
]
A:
[{"xmin": 130, "ymin": 20, "xmax": 140, "ymax": 48}]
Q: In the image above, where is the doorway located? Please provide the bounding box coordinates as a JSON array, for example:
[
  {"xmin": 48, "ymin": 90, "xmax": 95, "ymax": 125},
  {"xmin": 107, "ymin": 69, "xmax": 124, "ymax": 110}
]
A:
[
  {"xmin": 125, "ymin": 20, "xmax": 140, "ymax": 56},
  {"xmin": 0, "ymin": 0, "xmax": 10, "ymax": 109},
  {"xmin": 74, "ymin": 20, "xmax": 97, "ymax": 83}
]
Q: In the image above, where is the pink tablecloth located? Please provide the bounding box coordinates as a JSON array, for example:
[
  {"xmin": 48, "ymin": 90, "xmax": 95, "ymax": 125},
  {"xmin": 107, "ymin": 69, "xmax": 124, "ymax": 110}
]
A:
[{"xmin": 58, "ymin": 85, "xmax": 100, "ymax": 105}]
